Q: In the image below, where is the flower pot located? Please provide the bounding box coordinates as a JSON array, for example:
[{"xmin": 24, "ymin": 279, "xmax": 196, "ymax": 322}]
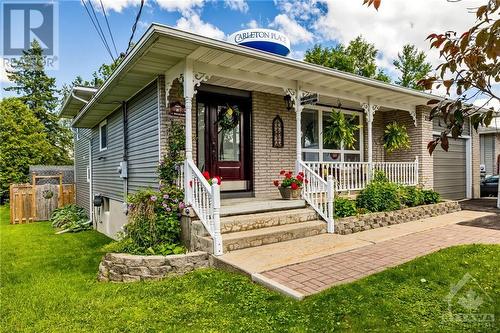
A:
[{"xmin": 278, "ymin": 186, "xmax": 302, "ymax": 200}]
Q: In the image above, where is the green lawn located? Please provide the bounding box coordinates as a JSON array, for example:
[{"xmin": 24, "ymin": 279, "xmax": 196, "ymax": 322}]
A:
[{"xmin": 1, "ymin": 205, "xmax": 498, "ymax": 332}]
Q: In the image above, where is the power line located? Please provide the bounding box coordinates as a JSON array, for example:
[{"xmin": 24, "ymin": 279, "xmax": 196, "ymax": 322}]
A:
[
  {"xmin": 99, "ymin": 0, "xmax": 118, "ymax": 58},
  {"xmin": 87, "ymin": 0, "xmax": 114, "ymax": 61},
  {"xmin": 81, "ymin": 0, "xmax": 114, "ymax": 61},
  {"xmin": 126, "ymin": 0, "xmax": 145, "ymax": 55}
]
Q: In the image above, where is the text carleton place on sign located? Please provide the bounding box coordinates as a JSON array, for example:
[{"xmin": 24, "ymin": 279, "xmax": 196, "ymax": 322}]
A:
[{"xmin": 228, "ymin": 29, "xmax": 290, "ymax": 56}]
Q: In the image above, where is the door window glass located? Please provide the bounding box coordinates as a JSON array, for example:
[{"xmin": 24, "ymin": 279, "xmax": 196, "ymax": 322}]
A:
[
  {"xmin": 302, "ymin": 110, "xmax": 318, "ymax": 149},
  {"xmin": 217, "ymin": 106, "xmax": 240, "ymax": 162}
]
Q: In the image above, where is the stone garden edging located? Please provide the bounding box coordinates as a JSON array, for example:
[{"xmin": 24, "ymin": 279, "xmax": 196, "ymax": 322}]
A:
[
  {"xmin": 335, "ymin": 201, "xmax": 461, "ymax": 235},
  {"xmin": 98, "ymin": 251, "xmax": 209, "ymax": 283}
]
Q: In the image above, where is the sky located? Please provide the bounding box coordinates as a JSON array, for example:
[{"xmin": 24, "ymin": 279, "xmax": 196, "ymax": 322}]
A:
[{"xmin": 1, "ymin": 0, "xmax": 497, "ymax": 108}]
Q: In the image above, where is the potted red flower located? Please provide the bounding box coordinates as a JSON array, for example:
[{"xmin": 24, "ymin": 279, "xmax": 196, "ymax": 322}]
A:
[{"xmin": 273, "ymin": 170, "xmax": 305, "ymax": 200}]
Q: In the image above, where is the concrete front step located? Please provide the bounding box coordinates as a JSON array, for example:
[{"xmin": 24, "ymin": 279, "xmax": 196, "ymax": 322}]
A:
[
  {"xmin": 220, "ymin": 199, "xmax": 306, "ymax": 217},
  {"xmin": 199, "ymin": 220, "xmax": 327, "ymax": 253},
  {"xmin": 192, "ymin": 208, "xmax": 319, "ymax": 237},
  {"xmin": 220, "ymin": 208, "xmax": 319, "ymax": 234}
]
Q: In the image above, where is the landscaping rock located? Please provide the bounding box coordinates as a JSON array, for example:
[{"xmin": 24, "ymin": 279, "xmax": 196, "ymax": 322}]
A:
[
  {"xmin": 335, "ymin": 201, "xmax": 461, "ymax": 235},
  {"xmin": 97, "ymin": 251, "xmax": 209, "ymax": 283}
]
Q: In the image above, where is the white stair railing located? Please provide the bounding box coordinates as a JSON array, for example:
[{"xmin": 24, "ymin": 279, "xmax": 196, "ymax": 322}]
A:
[
  {"xmin": 183, "ymin": 159, "xmax": 223, "ymax": 255},
  {"xmin": 297, "ymin": 160, "xmax": 335, "ymax": 233}
]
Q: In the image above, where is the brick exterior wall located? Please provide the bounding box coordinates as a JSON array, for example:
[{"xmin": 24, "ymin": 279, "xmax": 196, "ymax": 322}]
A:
[
  {"xmin": 159, "ymin": 78, "xmax": 197, "ymax": 162},
  {"xmin": 362, "ymin": 111, "xmax": 385, "ymax": 162},
  {"xmin": 252, "ymin": 91, "xmax": 296, "ymax": 196}
]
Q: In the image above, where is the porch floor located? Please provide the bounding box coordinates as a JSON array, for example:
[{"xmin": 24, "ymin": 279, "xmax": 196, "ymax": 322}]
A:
[
  {"xmin": 220, "ymin": 197, "xmax": 306, "ymax": 217},
  {"xmin": 213, "ymin": 210, "xmax": 497, "ymax": 299}
]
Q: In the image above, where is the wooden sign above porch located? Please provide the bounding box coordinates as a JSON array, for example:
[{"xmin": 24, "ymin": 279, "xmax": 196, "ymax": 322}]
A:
[{"xmin": 169, "ymin": 101, "xmax": 185, "ymax": 118}]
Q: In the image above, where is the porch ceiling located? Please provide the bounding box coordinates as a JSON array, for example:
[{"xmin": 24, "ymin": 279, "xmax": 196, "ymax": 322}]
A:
[{"xmin": 71, "ymin": 23, "xmax": 439, "ymax": 128}]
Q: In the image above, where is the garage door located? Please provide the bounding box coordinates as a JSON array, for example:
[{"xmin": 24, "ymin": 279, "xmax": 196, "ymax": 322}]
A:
[{"xmin": 433, "ymin": 136, "xmax": 467, "ymax": 200}]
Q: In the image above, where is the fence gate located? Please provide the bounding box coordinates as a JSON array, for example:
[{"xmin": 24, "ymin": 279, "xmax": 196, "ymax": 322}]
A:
[
  {"xmin": 9, "ymin": 184, "xmax": 36, "ymax": 224},
  {"xmin": 9, "ymin": 174, "xmax": 75, "ymax": 224}
]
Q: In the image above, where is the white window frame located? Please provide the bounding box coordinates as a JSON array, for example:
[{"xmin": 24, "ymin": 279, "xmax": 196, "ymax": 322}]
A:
[
  {"xmin": 302, "ymin": 105, "xmax": 364, "ymax": 162},
  {"xmin": 75, "ymin": 128, "xmax": 80, "ymax": 141},
  {"xmin": 99, "ymin": 119, "xmax": 108, "ymax": 151}
]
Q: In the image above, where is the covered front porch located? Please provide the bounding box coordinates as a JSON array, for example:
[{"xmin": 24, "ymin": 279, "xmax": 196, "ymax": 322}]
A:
[{"xmin": 167, "ymin": 46, "xmax": 429, "ymax": 254}]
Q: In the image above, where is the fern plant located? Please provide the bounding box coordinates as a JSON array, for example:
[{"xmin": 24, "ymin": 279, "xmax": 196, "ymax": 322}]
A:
[
  {"xmin": 383, "ymin": 122, "xmax": 411, "ymax": 154},
  {"xmin": 323, "ymin": 110, "xmax": 360, "ymax": 149}
]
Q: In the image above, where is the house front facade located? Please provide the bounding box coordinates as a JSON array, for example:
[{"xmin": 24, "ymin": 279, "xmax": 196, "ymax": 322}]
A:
[{"xmin": 60, "ymin": 24, "xmax": 481, "ymax": 241}]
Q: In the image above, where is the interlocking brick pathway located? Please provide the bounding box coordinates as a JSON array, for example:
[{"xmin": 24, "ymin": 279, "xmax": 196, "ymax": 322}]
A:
[{"xmin": 261, "ymin": 223, "xmax": 500, "ymax": 296}]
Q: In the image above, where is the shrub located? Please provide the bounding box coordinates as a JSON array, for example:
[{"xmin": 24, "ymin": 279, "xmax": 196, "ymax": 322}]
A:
[
  {"xmin": 50, "ymin": 204, "xmax": 91, "ymax": 233},
  {"xmin": 373, "ymin": 170, "xmax": 388, "ymax": 182},
  {"xmin": 402, "ymin": 186, "xmax": 425, "ymax": 207},
  {"xmin": 356, "ymin": 181, "xmax": 402, "ymax": 212},
  {"xmin": 422, "ymin": 189, "xmax": 440, "ymax": 204},
  {"xmin": 106, "ymin": 186, "xmax": 186, "ymax": 256},
  {"xmin": 334, "ymin": 197, "xmax": 357, "ymax": 217}
]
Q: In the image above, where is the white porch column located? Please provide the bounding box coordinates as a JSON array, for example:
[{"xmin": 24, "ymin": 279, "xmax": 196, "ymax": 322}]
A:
[
  {"xmin": 183, "ymin": 59, "xmax": 194, "ymax": 161},
  {"xmin": 362, "ymin": 99, "xmax": 379, "ymax": 180},
  {"xmin": 295, "ymin": 81, "xmax": 302, "ymax": 171}
]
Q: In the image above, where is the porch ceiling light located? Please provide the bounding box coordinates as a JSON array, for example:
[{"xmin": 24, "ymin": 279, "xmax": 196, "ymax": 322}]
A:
[{"xmin": 284, "ymin": 94, "xmax": 293, "ymax": 112}]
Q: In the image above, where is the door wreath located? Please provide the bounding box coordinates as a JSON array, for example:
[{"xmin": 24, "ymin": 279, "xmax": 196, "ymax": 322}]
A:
[{"xmin": 216, "ymin": 104, "xmax": 240, "ymax": 132}]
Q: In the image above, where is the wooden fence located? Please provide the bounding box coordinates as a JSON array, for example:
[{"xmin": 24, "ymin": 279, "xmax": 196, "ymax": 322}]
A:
[{"xmin": 9, "ymin": 174, "xmax": 75, "ymax": 224}]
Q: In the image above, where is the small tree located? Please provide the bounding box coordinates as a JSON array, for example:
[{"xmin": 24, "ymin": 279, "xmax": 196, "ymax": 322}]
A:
[
  {"xmin": 304, "ymin": 36, "xmax": 390, "ymax": 82},
  {"xmin": 5, "ymin": 40, "xmax": 72, "ymax": 165},
  {"xmin": 393, "ymin": 44, "xmax": 432, "ymax": 90},
  {"xmin": 0, "ymin": 98, "xmax": 56, "ymax": 200}
]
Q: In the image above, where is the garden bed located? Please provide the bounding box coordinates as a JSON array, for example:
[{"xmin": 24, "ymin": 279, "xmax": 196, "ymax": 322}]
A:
[
  {"xmin": 98, "ymin": 251, "xmax": 209, "ymax": 282},
  {"xmin": 335, "ymin": 201, "xmax": 461, "ymax": 234}
]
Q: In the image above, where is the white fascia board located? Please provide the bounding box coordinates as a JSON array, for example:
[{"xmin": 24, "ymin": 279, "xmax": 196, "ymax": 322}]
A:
[{"xmin": 150, "ymin": 24, "xmax": 440, "ymax": 102}]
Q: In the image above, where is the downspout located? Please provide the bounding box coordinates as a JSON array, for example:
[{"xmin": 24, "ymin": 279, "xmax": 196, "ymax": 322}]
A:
[{"xmin": 122, "ymin": 101, "xmax": 129, "ymax": 213}]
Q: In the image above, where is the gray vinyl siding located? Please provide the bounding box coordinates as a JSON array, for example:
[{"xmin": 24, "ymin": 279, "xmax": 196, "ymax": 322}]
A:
[
  {"xmin": 127, "ymin": 82, "xmax": 159, "ymax": 193},
  {"xmin": 74, "ymin": 128, "xmax": 92, "ymax": 215},
  {"xmin": 91, "ymin": 109, "xmax": 124, "ymax": 201},
  {"xmin": 481, "ymin": 134, "xmax": 494, "ymax": 175}
]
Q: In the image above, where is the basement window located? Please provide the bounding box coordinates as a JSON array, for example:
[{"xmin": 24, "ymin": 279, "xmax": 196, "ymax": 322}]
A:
[{"xmin": 99, "ymin": 119, "xmax": 108, "ymax": 151}]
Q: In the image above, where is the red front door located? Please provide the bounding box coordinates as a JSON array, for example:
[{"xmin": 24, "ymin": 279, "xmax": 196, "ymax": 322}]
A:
[{"xmin": 196, "ymin": 92, "xmax": 251, "ymax": 191}]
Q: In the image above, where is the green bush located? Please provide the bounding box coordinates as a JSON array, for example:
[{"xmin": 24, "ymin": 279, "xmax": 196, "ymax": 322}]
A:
[
  {"xmin": 422, "ymin": 189, "xmax": 440, "ymax": 204},
  {"xmin": 334, "ymin": 197, "xmax": 357, "ymax": 217},
  {"xmin": 373, "ymin": 170, "xmax": 388, "ymax": 182},
  {"xmin": 50, "ymin": 204, "xmax": 91, "ymax": 232},
  {"xmin": 356, "ymin": 181, "xmax": 402, "ymax": 212},
  {"xmin": 402, "ymin": 186, "xmax": 425, "ymax": 207},
  {"xmin": 106, "ymin": 186, "xmax": 186, "ymax": 256}
]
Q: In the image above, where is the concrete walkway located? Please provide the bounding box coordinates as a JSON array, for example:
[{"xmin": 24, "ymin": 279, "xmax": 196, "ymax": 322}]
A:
[{"xmin": 215, "ymin": 210, "xmax": 500, "ymax": 299}]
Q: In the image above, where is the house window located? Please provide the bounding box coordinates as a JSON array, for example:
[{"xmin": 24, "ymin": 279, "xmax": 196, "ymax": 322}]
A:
[
  {"xmin": 75, "ymin": 128, "xmax": 80, "ymax": 141},
  {"xmin": 99, "ymin": 120, "xmax": 108, "ymax": 151},
  {"xmin": 301, "ymin": 106, "xmax": 363, "ymax": 162}
]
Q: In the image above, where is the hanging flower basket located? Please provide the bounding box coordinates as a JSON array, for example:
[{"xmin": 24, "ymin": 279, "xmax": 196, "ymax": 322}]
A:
[{"xmin": 216, "ymin": 104, "xmax": 240, "ymax": 132}]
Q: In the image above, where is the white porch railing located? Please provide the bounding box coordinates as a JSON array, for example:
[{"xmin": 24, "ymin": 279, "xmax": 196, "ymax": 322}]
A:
[
  {"xmin": 304, "ymin": 157, "xmax": 419, "ymax": 192},
  {"xmin": 182, "ymin": 160, "xmax": 223, "ymax": 255},
  {"xmin": 297, "ymin": 160, "xmax": 335, "ymax": 233}
]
